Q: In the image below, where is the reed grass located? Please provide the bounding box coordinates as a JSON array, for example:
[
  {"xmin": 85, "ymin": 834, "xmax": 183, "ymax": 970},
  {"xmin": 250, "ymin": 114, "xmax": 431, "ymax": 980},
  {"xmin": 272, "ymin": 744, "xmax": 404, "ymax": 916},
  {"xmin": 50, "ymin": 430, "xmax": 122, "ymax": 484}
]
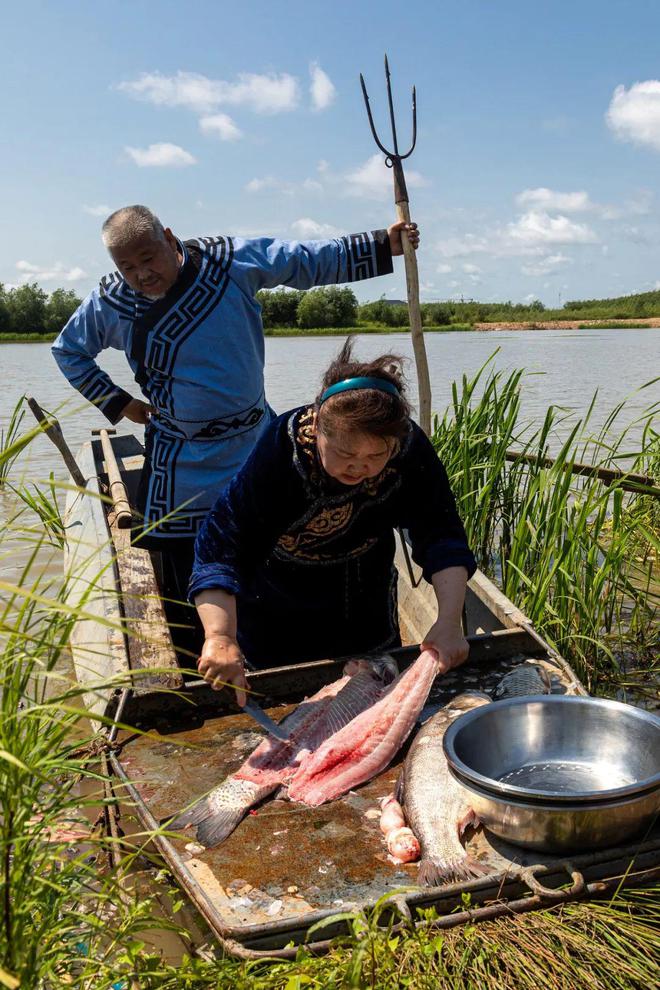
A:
[
  {"xmin": 0, "ymin": 398, "xmax": 26, "ymax": 490},
  {"xmin": 0, "ymin": 376, "xmax": 658, "ymax": 988},
  {"xmin": 432, "ymin": 355, "xmax": 659, "ymax": 690}
]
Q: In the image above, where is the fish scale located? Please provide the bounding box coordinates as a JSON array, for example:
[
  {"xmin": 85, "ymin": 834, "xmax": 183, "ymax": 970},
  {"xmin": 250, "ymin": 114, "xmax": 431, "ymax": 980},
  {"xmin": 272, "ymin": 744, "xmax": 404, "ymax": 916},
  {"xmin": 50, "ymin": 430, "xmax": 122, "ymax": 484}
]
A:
[{"xmin": 398, "ymin": 692, "xmax": 492, "ymax": 886}]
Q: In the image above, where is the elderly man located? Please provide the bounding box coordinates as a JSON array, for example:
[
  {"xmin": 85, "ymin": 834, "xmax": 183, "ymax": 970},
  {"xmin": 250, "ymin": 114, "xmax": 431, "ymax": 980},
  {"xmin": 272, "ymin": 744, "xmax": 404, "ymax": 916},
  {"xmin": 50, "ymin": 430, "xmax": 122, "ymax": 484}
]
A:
[{"xmin": 52, "ymin": 205, "xmax": 419, "ymax": 572}]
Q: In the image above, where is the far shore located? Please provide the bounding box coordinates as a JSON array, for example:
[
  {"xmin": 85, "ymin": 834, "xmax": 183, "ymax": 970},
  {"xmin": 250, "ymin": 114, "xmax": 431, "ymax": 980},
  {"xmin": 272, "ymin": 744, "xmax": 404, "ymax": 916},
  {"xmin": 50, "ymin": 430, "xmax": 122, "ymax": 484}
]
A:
[{"xmin": 1, "ymin": 318, "xmax": 659, "ymax": 344}]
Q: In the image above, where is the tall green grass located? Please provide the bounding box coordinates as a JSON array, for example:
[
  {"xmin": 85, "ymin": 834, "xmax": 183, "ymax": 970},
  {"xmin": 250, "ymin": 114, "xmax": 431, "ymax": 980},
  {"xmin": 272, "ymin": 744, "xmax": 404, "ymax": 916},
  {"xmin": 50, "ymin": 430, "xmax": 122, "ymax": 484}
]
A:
[
  {"xmin": 432, "ymin": 356, "xmax": 659, "ymax": 690},
  {"xmin": 0, "ymin": 382, "xmax": 658, "ymax": 987},
  {"xmin": 0, "ymin": 398, "xmax": 26, "ymax": 490}
]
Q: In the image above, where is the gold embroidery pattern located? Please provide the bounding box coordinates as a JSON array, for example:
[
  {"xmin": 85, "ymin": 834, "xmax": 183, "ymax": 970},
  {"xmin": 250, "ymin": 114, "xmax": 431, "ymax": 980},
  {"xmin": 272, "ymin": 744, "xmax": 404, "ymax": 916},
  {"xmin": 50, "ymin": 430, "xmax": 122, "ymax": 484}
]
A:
[
  {"xmin": 279, "ymin": 502, "xmax": 354, "ymax": 552},
  {"xmin": 278, "ymin": 405, "xmax": 406, "ymax": 563}
]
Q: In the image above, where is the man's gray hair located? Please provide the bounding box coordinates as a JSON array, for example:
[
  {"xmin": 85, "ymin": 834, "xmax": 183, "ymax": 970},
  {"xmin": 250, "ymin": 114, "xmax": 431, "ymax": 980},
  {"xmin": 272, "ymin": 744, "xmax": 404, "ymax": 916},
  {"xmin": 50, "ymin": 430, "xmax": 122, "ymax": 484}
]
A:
[{"xmin": 102, "ymin": 205, "xmax": 167, "ymax": 251}]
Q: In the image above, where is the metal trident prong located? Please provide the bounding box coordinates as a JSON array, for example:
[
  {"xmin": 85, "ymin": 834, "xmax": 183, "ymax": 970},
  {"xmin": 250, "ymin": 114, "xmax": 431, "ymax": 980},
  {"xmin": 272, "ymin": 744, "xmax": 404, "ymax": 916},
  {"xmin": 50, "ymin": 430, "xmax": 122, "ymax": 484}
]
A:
[
  {"xmin": 360, "ymin": 54, "xmax": 417, "ymax": 203},
  {"xmin": 358, "ymin": 54, "xmax": 431, "ymax": 435}
]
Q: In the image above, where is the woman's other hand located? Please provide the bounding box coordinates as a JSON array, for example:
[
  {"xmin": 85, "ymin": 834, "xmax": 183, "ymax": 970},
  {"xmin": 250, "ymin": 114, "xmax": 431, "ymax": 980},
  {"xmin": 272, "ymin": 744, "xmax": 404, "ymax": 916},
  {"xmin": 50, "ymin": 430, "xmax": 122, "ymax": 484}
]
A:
[
  {"xmin": 197, "ymin": 634, "xmax": 248, "ymax": 707},
  {"xmin": 421, "ymin": 618, "xmax": 469, "ymax": 675}
]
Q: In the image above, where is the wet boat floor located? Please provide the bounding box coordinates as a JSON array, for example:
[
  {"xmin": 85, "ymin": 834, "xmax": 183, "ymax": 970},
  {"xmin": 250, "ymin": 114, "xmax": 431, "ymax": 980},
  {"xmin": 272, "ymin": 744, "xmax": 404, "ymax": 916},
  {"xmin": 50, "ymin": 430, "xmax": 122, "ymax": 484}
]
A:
[{"xmin": 118, "ymin": 653, "xmax": 580, "ymax": 933}]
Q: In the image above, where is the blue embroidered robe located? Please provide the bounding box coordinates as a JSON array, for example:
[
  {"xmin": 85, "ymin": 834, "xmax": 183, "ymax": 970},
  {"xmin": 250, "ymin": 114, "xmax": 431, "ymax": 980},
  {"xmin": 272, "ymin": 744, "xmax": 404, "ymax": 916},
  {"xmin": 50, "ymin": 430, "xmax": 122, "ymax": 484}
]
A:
[
  {"xmin": 190, "ymin": 406, "xmax": 477, "ymax": 667},
  {"xmin": 52, "ymin": 231, "xmax": 393, "ymax": 540}
]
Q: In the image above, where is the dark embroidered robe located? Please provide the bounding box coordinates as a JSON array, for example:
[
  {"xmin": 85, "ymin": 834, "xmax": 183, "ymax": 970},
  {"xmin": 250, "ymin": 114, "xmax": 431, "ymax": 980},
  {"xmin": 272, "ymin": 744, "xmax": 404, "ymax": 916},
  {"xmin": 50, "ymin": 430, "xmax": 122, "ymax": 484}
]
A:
[{"xmin": 190, "ymin": 406, "xmax": 477, "ymax": 667}]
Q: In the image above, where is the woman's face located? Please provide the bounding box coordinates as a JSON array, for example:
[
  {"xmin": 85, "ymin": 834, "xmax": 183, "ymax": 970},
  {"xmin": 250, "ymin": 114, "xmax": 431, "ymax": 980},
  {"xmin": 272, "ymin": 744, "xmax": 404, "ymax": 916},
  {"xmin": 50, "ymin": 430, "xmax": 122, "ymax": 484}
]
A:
[{"xmin": 315, "ymin": 426, "xmax": 397, "ymax": 485}]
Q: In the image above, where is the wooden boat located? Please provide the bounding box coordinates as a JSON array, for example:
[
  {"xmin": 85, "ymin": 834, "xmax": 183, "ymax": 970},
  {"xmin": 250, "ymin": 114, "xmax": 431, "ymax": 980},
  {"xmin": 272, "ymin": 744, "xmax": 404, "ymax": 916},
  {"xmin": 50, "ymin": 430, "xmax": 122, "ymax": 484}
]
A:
[{"xmin": 63, "ymin": 431, "xmax": 660, "ymax": 959}]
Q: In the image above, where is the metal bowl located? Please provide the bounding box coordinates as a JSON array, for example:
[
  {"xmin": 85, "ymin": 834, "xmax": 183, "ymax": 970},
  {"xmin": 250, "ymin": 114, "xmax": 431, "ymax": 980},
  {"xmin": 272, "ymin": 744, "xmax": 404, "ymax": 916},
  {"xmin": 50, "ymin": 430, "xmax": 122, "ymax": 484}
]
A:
[
  {"xmin": 442, "ymin": 696, "xmax": 660, "ymax": 851},
  {"xmin": 446, "ymin": 773, "xmax": 660, "ymax": 852}
]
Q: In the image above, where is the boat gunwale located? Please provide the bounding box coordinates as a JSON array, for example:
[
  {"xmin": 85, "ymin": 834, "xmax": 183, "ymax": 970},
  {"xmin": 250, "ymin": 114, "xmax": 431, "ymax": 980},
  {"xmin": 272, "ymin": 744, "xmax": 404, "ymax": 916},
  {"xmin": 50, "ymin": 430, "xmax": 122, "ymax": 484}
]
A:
[{"xmin": 69, "ymin": 431, "xmax": 659, "ymax": 958}]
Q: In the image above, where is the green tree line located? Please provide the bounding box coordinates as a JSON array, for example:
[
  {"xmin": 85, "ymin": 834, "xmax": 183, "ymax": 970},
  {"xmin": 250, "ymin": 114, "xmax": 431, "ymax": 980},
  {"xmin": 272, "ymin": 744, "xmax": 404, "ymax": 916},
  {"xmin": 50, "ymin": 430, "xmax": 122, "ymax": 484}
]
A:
[
  {"xmin": 0, "ymin": 283, "xmax": 81, "ymax": 336},
  {"xmin": 258, "ymin": 285, "xmax": 660, "ymax": 329},
  {"xmin": 3, "ymin": 280, "xmax": 660, "ymax": 339}
]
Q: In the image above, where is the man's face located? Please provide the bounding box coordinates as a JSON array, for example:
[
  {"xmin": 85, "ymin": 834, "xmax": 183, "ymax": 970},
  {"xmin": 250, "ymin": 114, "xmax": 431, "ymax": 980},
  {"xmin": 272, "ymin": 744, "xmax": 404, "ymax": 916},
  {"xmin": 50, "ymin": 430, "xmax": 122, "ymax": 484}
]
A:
[{"xmin": 110, "ymin": 228, "xmax": 181, "ymax": 299}]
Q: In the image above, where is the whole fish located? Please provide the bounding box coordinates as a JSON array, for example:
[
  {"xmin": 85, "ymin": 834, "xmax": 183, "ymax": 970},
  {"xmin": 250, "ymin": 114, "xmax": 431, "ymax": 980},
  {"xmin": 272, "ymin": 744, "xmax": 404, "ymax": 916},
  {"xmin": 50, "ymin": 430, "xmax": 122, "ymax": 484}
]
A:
[
  {"xmin": 397, "ymin": 692, "xmax": 492, "ymax": 886},
  {"xmin": 166, "ymin": 665, "xmax": 385, "ymax": 847},
  {"xmin": 494, "ymin": 661, "xmax": 552, "ymax": 699},
  {"xmin": 288, "ymin": 649, "xmax": 440, "ymax": 807}
]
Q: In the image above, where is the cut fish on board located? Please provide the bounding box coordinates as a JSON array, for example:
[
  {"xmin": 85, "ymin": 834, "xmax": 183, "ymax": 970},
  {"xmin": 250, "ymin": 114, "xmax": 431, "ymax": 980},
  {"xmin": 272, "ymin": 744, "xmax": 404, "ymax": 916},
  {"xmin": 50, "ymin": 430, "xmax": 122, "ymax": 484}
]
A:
[
  {"xmin": 166, "ymin": 667, "xmax": 385, "ymax": 847},
  {"xmin": 288, "ymin": 649, "xmax": 441, "ymax": 807}
]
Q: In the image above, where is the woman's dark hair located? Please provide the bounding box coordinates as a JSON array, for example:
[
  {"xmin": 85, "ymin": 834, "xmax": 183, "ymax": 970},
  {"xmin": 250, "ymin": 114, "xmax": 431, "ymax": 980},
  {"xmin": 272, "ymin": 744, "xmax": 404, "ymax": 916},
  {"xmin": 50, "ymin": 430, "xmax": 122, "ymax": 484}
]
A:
[{"xmin": 315, "ymin": 339, "xmax": 411, "ymax": 441}]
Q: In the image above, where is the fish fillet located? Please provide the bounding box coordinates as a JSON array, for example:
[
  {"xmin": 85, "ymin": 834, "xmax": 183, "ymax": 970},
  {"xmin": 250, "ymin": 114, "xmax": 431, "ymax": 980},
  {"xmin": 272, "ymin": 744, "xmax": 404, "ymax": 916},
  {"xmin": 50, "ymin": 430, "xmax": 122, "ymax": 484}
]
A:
[
  {"xmin": 167, "ymin": 668, "xmax": 384, "ymax": 847},
  {"xmin": 288, "ymin": 649, "xmax": 440, "ymax": 807}
]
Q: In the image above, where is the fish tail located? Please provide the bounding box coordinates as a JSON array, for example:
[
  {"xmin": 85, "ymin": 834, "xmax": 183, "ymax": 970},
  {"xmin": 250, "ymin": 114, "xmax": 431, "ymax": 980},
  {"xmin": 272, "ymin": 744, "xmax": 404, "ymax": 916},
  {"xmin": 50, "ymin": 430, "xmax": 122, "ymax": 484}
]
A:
[
  {"xmin": 164, "ymin": 798, "xmax": 247, "ymax": 849},
  {"xmin": 195, "ymin": 807, "xmax": 248, "ymax": 848},
  {"xmin": 162, "ymin": 799, "xmax": 211, "ymax": 832},
  {"xmin": 418, "ymin": 854, "xmax": 491, "ymax": 887}
]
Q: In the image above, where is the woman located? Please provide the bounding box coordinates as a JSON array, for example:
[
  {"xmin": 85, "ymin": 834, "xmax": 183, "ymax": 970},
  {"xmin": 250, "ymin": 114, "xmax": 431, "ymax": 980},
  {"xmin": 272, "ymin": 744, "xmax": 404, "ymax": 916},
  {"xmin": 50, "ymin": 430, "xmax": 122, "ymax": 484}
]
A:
[{"xmin": 189, "ymin": 341, "xmax": 476, "ymax": 705}]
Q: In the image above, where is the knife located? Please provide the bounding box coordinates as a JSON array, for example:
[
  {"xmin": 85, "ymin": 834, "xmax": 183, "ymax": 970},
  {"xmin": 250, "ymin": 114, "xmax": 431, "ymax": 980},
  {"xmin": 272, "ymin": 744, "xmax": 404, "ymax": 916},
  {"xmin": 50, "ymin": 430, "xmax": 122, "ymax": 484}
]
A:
[{"xmin": 243, "ymin": 698, "xmax": 291, "ymax": 744}]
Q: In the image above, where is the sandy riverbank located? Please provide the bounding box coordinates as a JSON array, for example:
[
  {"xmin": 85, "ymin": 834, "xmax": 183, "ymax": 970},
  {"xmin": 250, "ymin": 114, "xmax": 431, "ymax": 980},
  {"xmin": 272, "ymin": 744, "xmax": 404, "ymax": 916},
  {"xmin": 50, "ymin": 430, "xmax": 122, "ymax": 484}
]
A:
[{"xmin": 473, "ymin": 318, "xmax": 660, "ymax": 330}]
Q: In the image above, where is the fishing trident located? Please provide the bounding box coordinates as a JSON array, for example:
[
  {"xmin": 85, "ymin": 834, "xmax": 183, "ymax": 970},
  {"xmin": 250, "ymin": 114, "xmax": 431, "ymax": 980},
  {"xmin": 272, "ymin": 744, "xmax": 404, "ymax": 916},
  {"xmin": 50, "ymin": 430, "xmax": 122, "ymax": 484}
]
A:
[{"xmin": 360, "ymin": 55, "xmax": 432, "ymax": 435}]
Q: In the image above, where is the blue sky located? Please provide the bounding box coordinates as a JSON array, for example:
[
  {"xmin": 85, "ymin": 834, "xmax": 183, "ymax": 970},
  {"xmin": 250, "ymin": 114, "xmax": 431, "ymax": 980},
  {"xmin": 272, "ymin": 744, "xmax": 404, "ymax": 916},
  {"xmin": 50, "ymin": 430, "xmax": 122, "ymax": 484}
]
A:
[{"xmin": 4, "ymin": 0, "xmax": 660, "ymax": 305}]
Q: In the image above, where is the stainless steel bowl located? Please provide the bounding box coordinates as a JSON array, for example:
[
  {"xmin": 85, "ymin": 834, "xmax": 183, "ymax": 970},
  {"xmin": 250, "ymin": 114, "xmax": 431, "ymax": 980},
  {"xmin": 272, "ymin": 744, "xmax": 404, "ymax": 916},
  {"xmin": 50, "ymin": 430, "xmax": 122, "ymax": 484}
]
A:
[
  {"xmin": 447, "ymin": 774, "xmax": 660, "ymax": 852},
  {"xmin": 443, "ymin": 696, "xmax": 660, "ymax": 851}
]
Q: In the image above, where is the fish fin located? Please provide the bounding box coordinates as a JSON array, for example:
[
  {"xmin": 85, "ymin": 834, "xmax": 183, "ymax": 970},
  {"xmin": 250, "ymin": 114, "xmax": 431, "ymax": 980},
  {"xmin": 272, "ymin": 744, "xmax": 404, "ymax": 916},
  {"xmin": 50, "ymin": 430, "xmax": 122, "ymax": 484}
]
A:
[
  {"xmin": 394, "ymin": 770, "xmax": 405, "ymax": 805},
  {"xmin": 163, "ymin": 797, "xmax": 247, "ymax": 849},
  {"xmin": 418, "ymin": 855, "xmax": 491, "ymax": 887},
  {"xmin": 162, "ymin": 800, "xmax": 212, "ymax": 832},
  {"xmin": 194, "ymin": 803, "xmax": 249, "ymax": 849},
  {"xmin": 458, "ymin": 808, "xmax": 481, "ymax": 837}
]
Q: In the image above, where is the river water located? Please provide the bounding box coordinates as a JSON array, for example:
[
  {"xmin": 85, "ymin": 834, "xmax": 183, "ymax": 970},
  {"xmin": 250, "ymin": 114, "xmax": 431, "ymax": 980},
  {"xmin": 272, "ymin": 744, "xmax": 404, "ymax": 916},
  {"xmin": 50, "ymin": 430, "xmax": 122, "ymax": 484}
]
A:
[{"xmin": 1, "ymin": 328, "xmax": 658, "ymax": 585}]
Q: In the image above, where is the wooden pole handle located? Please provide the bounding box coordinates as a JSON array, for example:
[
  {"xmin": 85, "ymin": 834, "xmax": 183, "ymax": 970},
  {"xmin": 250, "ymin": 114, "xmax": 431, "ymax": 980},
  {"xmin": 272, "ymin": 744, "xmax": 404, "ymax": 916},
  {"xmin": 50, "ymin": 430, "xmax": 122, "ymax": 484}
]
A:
[
  {"xmin": 97, "ymin": 430, "xmax": 132, "ymax": 529},
  {"xmin": 26, "ymin": 397, "xmax": 87, "ymax": 488},
  {"xmin": 395, "ymin": 200, "xmax": 432, "ymax": 436}
]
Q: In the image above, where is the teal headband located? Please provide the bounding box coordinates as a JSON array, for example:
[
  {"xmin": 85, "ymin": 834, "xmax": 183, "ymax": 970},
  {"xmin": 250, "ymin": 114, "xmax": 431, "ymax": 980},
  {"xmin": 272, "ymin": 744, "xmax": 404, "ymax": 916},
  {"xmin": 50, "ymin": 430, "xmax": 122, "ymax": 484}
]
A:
[{"xmin": 319, "ymin": 376, "xmax": 400, "ymax": 405}]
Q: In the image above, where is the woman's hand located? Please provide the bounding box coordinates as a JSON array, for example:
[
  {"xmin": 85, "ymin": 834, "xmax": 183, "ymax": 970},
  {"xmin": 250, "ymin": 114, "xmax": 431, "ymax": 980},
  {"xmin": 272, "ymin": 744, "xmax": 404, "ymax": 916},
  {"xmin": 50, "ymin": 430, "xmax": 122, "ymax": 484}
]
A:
[
  {"xmin": 421, "ymin": 618, "xmax": 469, "ymax": 675},
  {"xmin": 387, "ymin": 220, "xmax": 420, "ymax": 256},
  {"xmin": 197, "ymin": 634, "xmax": 248, "ymax": 707}
]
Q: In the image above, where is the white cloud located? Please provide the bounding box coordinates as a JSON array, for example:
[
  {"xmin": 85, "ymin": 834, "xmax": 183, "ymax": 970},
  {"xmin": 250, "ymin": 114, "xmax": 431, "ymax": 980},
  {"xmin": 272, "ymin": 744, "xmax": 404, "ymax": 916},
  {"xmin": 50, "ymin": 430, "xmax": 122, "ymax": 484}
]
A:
[
  {"xmin": 199, "ymin": 113, "xmax": 242, "ymax": 140},
  {"xmin": 345, "ymin": 154, "xmax": 426, "ymax": 199},
  {"xmin": 507, "ymin": 210, "xmax": 597, "ymax": 246},
  {"xmin": 436, "ymin": 263, "xmax": 452, "ymax": 274},
  {"xmin": 16, "ymin": 260, "xmax": 86, "ymax": 283},
  {"xmin": 83, "ymin": 204, "xmax": 111, "ymax": 217},
  {"xmin": 462, "ymin": 263, "xmax": 481, "ymax": 274},
  {"xmin": 291, "ymin": 218, "xmax": 340, "ymax": 238},
  {"xmin": 245, "ymin": 175, "xmax": 322, "ymax": 196},
  {"xmin": 606, "ymin": 80, "xmax": 660, "ymax": 151},
  {"xmin": 118, "ymin": 70, "xmax": 299, "ymax": 115},
  {"xmin": 523, "ymin": 293, "xmax": 539, "ymax": 303},
  {"xmin": 245, "ymin": 176, "xmax": 278, "ymax": 193},
  {"xmin": 436, "ymin": 233, "xmax": 492, "ymax": 258},
  {"xmin": 310, "ymin": 62, "xmax": 336, "ymax": 111},
  {"xmin": 521, "ymin": 253, "xmax": 571, "ymax": 276},
  {"xmin": 436, "ymin": 208, "xmax": 596, "ymax": 262},
  {"xmin": 516, "ymin": 188, "xmax": 593, "ymax": 213},
  {"xmin": 124, "ymin": 143, "xmax": 196, "ymax": 167}
]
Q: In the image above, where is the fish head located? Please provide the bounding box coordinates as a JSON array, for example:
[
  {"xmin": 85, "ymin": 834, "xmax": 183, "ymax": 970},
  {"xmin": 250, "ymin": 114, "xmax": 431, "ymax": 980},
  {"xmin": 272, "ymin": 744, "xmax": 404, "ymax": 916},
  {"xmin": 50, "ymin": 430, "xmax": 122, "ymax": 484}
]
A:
[
  {"xmin": 445, "ymin": 691, "xmax": 492, "ymax": 716},
  {"xmin": 343, "ymin": 654, "xmax": 399, "ymax": 684}
]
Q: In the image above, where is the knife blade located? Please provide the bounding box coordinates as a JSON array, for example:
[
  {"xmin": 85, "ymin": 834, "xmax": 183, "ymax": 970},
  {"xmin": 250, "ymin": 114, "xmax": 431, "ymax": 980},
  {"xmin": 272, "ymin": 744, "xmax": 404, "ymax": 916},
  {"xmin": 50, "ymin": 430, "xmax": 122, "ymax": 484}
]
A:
[{"xmin": 243, "ymin": 698, "xmax": 291, "ymax": 743}]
